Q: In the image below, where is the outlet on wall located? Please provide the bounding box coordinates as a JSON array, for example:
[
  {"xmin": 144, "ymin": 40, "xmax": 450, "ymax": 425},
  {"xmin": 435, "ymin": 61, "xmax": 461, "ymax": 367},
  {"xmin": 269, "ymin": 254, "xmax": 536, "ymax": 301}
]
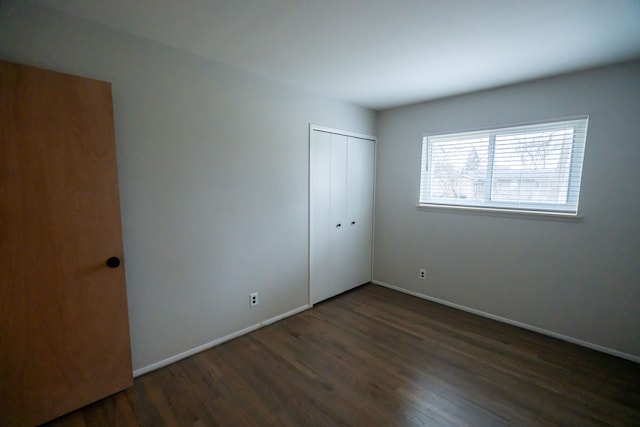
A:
[
  {"xmin": 419, "ymin": 269, "xmax": 426, "ymax": 280},
  {"xmin": 250, "ymin": 292, "xmax": 259, "ymax": 307}
]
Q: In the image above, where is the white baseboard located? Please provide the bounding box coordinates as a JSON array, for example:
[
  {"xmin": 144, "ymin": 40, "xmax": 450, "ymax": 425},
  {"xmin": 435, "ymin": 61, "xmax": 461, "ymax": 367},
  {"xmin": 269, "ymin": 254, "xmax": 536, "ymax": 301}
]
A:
[
  {"xmin": 133, "ymin": 304, "xmax": 311, "ymax": 377},
  {"xmin": 371, "ymin": 280, "xmax": 640, "ymax": 364}
]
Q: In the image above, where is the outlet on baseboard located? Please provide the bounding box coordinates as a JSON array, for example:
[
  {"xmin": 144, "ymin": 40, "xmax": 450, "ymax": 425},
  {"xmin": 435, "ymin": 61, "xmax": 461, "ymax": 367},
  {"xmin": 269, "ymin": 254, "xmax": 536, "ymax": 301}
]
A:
[
  {"xmin": 419, "ymin": 269, "xmax": 426, "ymax": 280},
  {"xmin": 250, "ymin": 292, "xmax": 259, "ymax": 307}
]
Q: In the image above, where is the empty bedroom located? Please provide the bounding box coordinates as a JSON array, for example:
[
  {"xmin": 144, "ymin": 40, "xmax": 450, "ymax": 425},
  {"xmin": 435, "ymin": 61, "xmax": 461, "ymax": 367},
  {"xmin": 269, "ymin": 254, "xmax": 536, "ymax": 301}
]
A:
[{"xmin": 1, "ymin": 0, "xmax": 639, "ymax": 426}]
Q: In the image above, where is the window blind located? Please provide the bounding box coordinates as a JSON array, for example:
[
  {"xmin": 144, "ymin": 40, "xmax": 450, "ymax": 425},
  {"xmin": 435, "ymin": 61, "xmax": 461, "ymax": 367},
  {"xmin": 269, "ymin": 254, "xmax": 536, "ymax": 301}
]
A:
[{"xmin": 419, "ymin": 117, "xmax": 589, "ymax": 215}]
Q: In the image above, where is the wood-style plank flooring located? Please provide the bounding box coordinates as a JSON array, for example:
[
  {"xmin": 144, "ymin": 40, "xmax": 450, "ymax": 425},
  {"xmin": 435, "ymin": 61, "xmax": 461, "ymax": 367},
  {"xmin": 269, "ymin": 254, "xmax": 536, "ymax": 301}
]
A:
[{"xmin": 44, "ymin": 284, "xmax": 640, "ymax": 426}]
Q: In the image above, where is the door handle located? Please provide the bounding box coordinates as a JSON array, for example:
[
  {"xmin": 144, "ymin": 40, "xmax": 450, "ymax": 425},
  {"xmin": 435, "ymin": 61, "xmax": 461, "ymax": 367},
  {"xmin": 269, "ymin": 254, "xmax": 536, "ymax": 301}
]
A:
[
  {"xmin": 106, "ymin": 257, "xmax": 121, "ymax": 268},
  {"xmin": 351, "ymin": 221, "xmax": 356, "ymax": 225},
  {"xmin": 336, "ymin": 223, "xmax": 342, "ymax": 228}
]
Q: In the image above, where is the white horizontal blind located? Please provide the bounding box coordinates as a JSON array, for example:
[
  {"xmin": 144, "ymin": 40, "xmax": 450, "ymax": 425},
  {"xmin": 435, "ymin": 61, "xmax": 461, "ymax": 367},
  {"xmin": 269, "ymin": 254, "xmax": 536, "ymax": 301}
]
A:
[{"xmin": 420, "ymin": 117, "xmax": 588, "ymax": 215}]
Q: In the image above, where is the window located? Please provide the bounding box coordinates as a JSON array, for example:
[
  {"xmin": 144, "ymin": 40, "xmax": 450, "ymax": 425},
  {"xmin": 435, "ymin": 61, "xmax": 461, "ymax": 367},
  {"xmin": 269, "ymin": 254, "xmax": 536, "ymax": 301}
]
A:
[{"xmin": 419, "ymin": 117, "xmax": 588, "ymax": 216}]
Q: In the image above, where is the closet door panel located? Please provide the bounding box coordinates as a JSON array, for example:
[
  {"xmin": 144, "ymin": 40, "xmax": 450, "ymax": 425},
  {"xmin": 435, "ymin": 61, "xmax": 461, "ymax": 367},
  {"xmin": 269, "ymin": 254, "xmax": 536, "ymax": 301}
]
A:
[
  {"xmin": 309, "ymin": 130, "xmax": 332, "ymax": 304},
  {"xmin": 328, "ymin": 134, "xmax": 351, "ymax": 296},
  {"xmin": 329, "ymin": 134, "xmax": 347, "ymax": 231},
  {"xmin": 346, "ymin": 137, "xmax": 375, "ymax": 286}
]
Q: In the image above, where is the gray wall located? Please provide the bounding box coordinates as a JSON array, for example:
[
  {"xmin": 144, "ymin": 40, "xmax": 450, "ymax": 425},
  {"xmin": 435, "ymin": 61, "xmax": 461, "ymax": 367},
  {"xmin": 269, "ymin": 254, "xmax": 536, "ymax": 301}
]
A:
[
  {"xmin": 374, "ymin": 61, "xmax": 640, "ymax": 359},
  {"xmin": 0, "ymin": 1, "xmax": 375, "ymax": 371}
]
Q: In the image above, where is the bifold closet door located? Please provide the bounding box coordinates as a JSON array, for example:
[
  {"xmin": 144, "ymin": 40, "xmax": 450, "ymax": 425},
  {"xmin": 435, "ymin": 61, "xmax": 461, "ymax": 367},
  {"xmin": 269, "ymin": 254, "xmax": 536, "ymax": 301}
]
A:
[
  {"xmin": 310, "ymin": 130, "xmax": 344, "ymax": 304},
  {"xmin": 327, "ymin": 133, "xmax": 352, "ymax": 299},
  {"xmin": 344, "ymin": 136, "xmax": 375, "ymax": 287},
  {"xmin": 310, "ymin": 129, "xmax": 374, "ymax": 305}
]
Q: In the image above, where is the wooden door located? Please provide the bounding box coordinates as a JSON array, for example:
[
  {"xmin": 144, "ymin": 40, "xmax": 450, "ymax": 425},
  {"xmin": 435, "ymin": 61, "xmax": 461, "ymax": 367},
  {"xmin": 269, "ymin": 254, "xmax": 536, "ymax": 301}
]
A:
[{"xmin": 0, "ymin": 61, "xmax": 133, "ymax": 426}]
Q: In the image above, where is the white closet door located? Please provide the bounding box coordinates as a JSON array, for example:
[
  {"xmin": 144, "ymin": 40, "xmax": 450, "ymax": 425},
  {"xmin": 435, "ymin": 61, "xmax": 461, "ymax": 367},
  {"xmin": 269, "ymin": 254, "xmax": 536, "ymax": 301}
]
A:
[
  {"xmin": 309, "ymin": 130, "xmax": 331, "ymax": 304},
  {"xmin": 310, "ymin": 128, "xmax": 375, "ymax": 305},
  {"xmin": 345, "ymin": 136, "xmax": 375, "ymax": 287},
  {"xmin": 328, "ymin": 133, "xmax": 351, "ymax": 298}
]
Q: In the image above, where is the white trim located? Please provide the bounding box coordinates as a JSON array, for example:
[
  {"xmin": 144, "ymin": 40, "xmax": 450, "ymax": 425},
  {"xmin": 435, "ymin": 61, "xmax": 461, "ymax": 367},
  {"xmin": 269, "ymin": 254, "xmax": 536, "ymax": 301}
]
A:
[
  {"xmin": 132, "ymin": 304, "xmax": 311, "ymax": 377},
  {"xmin": 417, "ymin": 203, "xmax": 583, "ymax": 221},
  {"xmin": 309, "ymin": 123, "xmax": 377, "ymax": 142},
  {"xmin": 371, "ymin": 280, "xmax": 640, "ymax": 364},
  {"xmin": 421, "ymin": 114, "xmax": 590, "ymax": 139},
  {"xmin": 370, "ymin": 133, "xmax": 378, "ymax": 288}
]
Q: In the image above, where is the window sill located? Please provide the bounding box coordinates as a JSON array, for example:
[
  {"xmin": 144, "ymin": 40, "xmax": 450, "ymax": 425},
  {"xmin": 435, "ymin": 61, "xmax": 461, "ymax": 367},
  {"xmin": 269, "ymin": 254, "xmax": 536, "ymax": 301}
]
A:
[{"xmin": 417, "ymin": 203, "xmax": 583, "ymax": 222}]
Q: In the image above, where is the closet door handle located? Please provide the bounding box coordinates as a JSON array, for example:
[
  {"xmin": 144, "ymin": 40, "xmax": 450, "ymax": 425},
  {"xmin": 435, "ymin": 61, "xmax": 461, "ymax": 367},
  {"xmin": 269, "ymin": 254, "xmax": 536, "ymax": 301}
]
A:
[
  {"xmin": 351, "ymin": 221, "xmax": 356, "ymax": 225},
  {"xmin": 336, "ymin": 223, "xmax": 342, "ymax": 228}
]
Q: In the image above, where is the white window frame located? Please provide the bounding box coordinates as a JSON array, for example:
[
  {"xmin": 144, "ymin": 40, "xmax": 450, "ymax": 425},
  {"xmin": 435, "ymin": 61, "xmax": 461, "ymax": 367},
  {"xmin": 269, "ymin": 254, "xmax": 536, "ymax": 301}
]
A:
[{"xmin": 419, "ymin": 116, "xmax": 589, "ymax": 218}]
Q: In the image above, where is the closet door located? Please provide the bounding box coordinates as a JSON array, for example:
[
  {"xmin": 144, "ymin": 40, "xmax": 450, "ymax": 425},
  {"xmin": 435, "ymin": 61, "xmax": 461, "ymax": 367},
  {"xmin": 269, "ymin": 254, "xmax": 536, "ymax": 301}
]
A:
[
  {"xmin": 310, "ymin": 131, "xmax": 349, "ymax": 304},
  {"xmin": 345, "ymin": 136, "xmax": 375, "ymax": 287},
  {"xmin": 310, "ymin": 128, "xmax": 375, "ymax": 305},
  {"xmin": 328, "ymin": 133, "xmax": 351, "ymax": 298},
  {"xmin": 309, "ymin": 130, "xmax": 331, "ymax": 304}
]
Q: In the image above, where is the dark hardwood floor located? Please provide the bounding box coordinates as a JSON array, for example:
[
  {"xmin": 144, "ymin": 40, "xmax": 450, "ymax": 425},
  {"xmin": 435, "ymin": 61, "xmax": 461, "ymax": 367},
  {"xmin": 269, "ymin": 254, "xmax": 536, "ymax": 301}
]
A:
[{"xmin": 45, "ymin": 284, "xmax": 640, "ymax": 426}]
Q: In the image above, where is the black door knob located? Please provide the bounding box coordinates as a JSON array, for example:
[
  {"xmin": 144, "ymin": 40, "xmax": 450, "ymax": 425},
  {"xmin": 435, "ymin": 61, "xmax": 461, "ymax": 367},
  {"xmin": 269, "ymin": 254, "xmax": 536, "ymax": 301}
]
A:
[{"xmin": 106, "ymin": 257, "xmax": 121, "ymax": 268}]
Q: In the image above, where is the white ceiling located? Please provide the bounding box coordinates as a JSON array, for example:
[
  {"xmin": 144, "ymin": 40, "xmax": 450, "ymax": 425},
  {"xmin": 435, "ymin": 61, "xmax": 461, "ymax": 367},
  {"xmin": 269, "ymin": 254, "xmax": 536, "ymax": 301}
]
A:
[{"xmin": 33, "ymin": 0, "xmax": 640, "ymax": 110}]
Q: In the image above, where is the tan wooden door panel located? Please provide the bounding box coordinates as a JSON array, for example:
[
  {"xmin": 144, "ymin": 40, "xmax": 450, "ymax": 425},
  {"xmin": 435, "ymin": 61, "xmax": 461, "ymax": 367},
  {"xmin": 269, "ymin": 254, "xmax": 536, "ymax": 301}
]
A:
[{"xmin": 0, "ymin": 60, "xmax": 133, "ymax": 426}]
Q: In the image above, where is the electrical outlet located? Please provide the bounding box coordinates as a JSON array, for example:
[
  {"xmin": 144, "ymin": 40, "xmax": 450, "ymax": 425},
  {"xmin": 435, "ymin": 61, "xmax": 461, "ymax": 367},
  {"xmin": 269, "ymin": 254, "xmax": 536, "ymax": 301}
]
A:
[
  {"xmin": 419, "ymin": 269, "xmax": 426, "ymax": 280},
  {"xmin": 250, "ymin": 292, "xmax": 259, "ymax": 307}
]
